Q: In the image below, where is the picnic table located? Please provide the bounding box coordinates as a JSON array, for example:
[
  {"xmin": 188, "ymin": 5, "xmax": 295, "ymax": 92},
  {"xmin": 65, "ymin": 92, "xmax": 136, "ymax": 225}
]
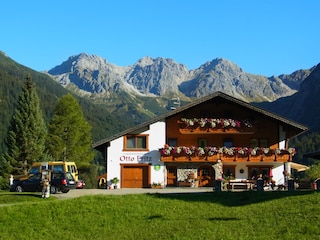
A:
[{"xmin": 228, "ymin": 180, "xmax": 255, "ymax": 190}]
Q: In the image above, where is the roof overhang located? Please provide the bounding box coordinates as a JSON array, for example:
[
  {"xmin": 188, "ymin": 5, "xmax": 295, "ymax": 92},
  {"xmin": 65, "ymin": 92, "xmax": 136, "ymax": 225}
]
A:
[{"xmin": 290, "ymin": 162, "xmax": 310, "ymax": 172}]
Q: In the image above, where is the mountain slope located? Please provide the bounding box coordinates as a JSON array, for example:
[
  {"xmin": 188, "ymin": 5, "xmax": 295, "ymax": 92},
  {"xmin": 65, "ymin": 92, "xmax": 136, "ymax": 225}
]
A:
[
  {"xmin": 256, "ymin": 63, "xmax": 320, "ymax": 132},
  {"xmin": 0, "ymin": 52, "xmax": 129, "ymax": 152}
]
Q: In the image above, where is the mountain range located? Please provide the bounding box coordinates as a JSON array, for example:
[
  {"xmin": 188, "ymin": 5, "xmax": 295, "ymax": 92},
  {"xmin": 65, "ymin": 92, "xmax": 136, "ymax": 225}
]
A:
[
  {"xmin": 1, "ymin": 51, "xmax": 320, "ymax": 154},
  {"xmin": 47, "ymin": 53, "xmax": 313, "ymax": 103}
]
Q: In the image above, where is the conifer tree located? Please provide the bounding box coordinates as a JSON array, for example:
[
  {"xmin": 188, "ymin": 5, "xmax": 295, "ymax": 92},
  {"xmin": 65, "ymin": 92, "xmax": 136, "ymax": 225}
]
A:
[
  {"xmin": 46, "ymin": 93, "xmax": 94, "ymax": 169},
  {"xmin": 3, "ymin": 76, "xmax": 47, "ymax": 175}
]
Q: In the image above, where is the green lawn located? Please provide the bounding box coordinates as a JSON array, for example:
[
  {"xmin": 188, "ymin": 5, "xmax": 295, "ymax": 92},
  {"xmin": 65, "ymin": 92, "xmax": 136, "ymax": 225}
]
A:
[{"xmin": 0, "ymin": 191, "xmax": 319, "ymax": 240}]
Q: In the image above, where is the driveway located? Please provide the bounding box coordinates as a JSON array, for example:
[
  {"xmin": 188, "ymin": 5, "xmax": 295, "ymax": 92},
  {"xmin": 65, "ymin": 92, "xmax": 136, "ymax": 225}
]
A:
[{"xmin": 54, "ymin": 187, "xmax": 214, "ymax": 200}]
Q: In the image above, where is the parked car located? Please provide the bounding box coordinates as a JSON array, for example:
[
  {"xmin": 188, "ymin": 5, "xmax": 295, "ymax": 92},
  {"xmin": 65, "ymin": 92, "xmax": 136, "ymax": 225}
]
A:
[
  {"xmin": 76, "ymin": 179, "xmax": 86, "ymax": 189},
  {"xmin": 10, "ymin": 172, "xmax": 76, "ymax": 194}
]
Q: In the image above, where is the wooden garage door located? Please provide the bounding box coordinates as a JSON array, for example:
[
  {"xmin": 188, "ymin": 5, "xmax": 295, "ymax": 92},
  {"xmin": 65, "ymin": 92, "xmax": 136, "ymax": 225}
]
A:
[
  {"xmin": 166, "ymin": 166, "xmax": 177, "ymax": 186},
  {"xmin": 121, "ymin": 165, "xmax": 149, "ymax": 188}
]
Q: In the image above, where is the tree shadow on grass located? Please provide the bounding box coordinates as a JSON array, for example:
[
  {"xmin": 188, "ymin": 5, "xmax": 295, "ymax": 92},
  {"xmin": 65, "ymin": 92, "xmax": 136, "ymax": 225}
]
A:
[
  {"xmin": 145, "ymin": 214, "xmax": 240, "ymax": 222},
  {"xmin": 147, "ymin": 190, "xmax": 317, "ymax": 207},
  {"xmin": 0, "ymin": 192, "xmax": 55, "ymax": 206}
]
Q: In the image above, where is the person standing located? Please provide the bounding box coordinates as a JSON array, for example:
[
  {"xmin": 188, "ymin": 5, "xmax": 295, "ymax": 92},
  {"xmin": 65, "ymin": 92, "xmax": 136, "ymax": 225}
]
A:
[{"xmin": 41, "ymin": 174, "xmax": 50, "ymax": 198}]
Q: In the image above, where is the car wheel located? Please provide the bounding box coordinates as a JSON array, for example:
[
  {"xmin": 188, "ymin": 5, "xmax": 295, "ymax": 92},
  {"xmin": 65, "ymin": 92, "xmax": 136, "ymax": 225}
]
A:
[
  {"xmin": 50, "ymin": 185, "xmax": 58, "ymax": 194},
  {"xmin": 61, "ymin": 189, "xmax": 69, "ymax": 193},
  {"xmin": 15, "ymin": 185, "xmax": 23, "ymax": 192}
]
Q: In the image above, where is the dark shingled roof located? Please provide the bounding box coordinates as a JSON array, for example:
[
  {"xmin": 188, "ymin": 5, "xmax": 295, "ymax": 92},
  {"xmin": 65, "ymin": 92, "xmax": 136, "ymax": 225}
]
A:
[{"xmin": 93, "ymin": 91, "xmax": 308, "ymax": 149}]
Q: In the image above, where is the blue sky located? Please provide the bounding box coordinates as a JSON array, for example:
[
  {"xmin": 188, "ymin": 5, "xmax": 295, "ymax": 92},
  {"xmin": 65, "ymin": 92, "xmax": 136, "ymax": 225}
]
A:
[{"xmin": 1, "ymin": 1, "xmax": 319, "ymax": 76}]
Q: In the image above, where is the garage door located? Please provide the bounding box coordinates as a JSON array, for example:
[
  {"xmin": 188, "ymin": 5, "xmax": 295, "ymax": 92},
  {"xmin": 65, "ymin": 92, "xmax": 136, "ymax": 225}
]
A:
[{"xmin": 121, "ymin": 164, "xmax": 149, "ymax": 188}]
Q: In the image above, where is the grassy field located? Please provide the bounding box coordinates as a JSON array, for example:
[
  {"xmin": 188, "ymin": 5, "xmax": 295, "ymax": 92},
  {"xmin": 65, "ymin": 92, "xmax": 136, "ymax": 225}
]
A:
[{"xmin": 0, "ymin": 190, "xmax": 319, "ymax": 240}]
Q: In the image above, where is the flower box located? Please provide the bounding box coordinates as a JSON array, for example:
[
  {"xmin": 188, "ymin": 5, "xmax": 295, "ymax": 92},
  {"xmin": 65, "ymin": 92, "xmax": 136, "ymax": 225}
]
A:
[
  {"xmin": 179, "ymin": 127, "xmax": 254, "ymax": 135},
  {"xmin": 249, "ymin": 155, "xmax": 263, "ymax": 162},
  {"xmin": 275, "ymin": 154, "xmax": 291, "ymax": 162},
  {"xmin": 178, "ymin": 118, "xmax": 255, "ymax": 134},
  {"xmin": 159, "ymin": 146, "xmax": 296, "ymax": 163},
  {"xmin": 222, "ymin": 154, "xmax": 236, "ymax": 162},
  {"xmin": 174, "ymin": 156, "xmax": 190, "ymax": 162},
  {"xmin": 191, "ymin": 156, "xmax": 207, "ymax": 161},
  {"xmin": 236, "ymin": 155, "xmax": 249, "ymax": 162},
  {"xmin": 207, "ymin": 155, "xmax": 220, "ymax": 162},
  {"xmin": 263, "ymin": 155, "xmax": 277, "ymax": 162},
  {"xmin": 161, "ymin": 156, "xmax": 173, "ymax": 162}
]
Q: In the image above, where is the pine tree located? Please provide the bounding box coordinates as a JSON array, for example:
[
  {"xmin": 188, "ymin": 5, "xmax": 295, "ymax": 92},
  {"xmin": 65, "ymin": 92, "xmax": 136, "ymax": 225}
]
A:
[
  {"xmin": 3, "ymin": 76, "xmax": 47, "ymax": 175},
  {"xmin": 46, "ymin": 93, "xmax": 94, "ymax": 169}
]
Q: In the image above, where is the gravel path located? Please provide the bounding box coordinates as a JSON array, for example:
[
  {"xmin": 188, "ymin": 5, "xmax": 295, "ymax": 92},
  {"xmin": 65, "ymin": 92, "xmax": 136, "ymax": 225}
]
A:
[{"xmin": 54, "ymin": 187, "xmax": 214, "ymax": 200}]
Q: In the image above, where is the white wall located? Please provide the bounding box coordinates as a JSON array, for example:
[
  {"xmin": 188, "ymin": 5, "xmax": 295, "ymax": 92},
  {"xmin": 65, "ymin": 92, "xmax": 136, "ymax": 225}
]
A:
[
  {"xmin": 107, "ymin": 121, "xmax": 166, "ymax": 188},
  {"xmin": 273, "ymin": 164, "xmax": 285, "ymax": 185}
]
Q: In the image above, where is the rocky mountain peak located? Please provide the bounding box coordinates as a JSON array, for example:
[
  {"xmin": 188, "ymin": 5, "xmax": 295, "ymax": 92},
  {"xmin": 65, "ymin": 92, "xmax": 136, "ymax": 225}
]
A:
[
  {"xmin": 136, "ymin": 56, "xmax": 155, "ymax": 67},
  {"xmin": 200, "ymin": 58, "xmax": 242, "ymax": 73},
  {"xmin": 49, "ymin": 53, "xmax": 112, "ymax": 75}
]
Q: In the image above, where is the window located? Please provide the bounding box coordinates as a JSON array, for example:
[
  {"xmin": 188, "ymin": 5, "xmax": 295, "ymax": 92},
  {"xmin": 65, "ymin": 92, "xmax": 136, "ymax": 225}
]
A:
[
  {"xmin": 29, "ymin": 167, "xmax": 39, "ymax": 175},
  {"xmin": 223, "ymin": 166, "xmax": 235, "ymax": 179},
  {"xmin": 167, "ymin": 138, "xmax": 177, "ymax": 146},
  {"xmin": 249, "ymin": 139, "xmax": 259, "ymax": 148},
  {"xmin": 260, "ymin": 139, "xmax": 269, "ymax": 147},
  {"xmin": 223, "ymin": 138, "xmax": 233, "ymax": 148},
  {"xmin": 198, "ymin": 138, "xmax": 207, "ymax": 148},
  {"xmin": 199, "ymin": 167, "xmax": 210, "ymax": 177},
  {"xmin": 68, "ymin": 165, "xmax": 77, "ymax": 174},
  {"xmin": 250, "ymin": 138, "xmax": 269, "ymax": 148},
  {"xmin": 248, "ymin": 166, "xmax": 272, "ymax": 180},
  {"xmin": 124, "ymin": 135, "xmax": 148, "ymax": 151},
  {"xmin": 51, "ymin": 165, "xmax": 63, "ymax": 173}
]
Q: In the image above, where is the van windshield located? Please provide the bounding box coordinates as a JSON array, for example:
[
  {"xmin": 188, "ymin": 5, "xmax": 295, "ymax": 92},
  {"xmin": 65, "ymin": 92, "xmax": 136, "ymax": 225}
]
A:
[
  {"xmin": 29, "ymin": 167, "xmax": 39, "ymax": 175},
  {"xmin": 50, "ymin": 165, "xmax": 63, "ymax": 173}
]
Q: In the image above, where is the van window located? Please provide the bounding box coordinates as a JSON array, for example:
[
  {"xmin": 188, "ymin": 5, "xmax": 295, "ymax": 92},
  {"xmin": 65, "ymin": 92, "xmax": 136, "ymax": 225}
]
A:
[
  {"xmin": 29, "ymin": 167, "xmax": 39, "ymax": 175},
  {"xmin": 68, "ymin": 165, "xmax": 77, "ymax": 173},
  {"xmin": 52, "ymin": 165, "xmax": 63, "ymax": 173},
  {"xmin": 65, "ymin": 172, "xmax": 74, "ymax": 181}
]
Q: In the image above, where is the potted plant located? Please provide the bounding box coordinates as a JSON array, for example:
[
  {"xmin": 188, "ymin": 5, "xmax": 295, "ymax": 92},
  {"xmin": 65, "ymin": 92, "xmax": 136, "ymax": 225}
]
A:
[
  {"xmin": 151, "ymin": 182, "xmax": 162, "ymax": 189},
  {"xmin": 110, "ymin": 177, "xmax": 120, "ymax": 189}
]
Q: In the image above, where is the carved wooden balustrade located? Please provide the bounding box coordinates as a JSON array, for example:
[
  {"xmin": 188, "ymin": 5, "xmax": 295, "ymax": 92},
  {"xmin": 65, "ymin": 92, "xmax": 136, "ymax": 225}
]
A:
[{"xmin": 160, "ymin": 152, "xmax": 292, "ymax": 163}]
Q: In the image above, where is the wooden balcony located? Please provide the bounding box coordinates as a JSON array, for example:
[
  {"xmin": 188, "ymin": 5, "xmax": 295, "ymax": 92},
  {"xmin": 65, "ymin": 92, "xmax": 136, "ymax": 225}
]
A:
[
  {"xmin": 160, "ymin": 153, "xmax": 292, "ymax": 163},
  {"xmin": 178, "ymin": 123, "xmax": 255, "ymax": 135}
]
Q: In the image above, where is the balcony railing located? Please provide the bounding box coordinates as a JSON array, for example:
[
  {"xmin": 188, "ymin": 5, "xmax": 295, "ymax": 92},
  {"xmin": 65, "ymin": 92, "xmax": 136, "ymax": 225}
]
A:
[
  {"xmin": 160, "ymin": 153, "xmax": 292, "ymax": 162},
  {"xmin": 178, "ymin": 118, "xmax": 255, "ymax": 134},
  {"xmin": 159, "ymin": 146, "xmax": 295, "ymax": 163}
]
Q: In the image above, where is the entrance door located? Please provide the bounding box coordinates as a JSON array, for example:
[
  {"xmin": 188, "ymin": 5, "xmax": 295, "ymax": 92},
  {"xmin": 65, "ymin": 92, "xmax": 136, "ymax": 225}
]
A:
[
  {"xmin": 198, "ymin": 165, "xmax": 214, "ymax": 187},
  {"xmin": 121, "ymin": 165, "xmax": 149, "ymax": 188},
  {"xmin": 166, "ymin": 166, "xmax": 177, "ymax": 186}
]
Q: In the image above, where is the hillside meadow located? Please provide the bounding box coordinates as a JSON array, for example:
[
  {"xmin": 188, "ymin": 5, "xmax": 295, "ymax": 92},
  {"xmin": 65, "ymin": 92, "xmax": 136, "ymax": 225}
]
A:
[{"xmin": 0, "ymin": 190, "xmax": 319, "ymax": 240}]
